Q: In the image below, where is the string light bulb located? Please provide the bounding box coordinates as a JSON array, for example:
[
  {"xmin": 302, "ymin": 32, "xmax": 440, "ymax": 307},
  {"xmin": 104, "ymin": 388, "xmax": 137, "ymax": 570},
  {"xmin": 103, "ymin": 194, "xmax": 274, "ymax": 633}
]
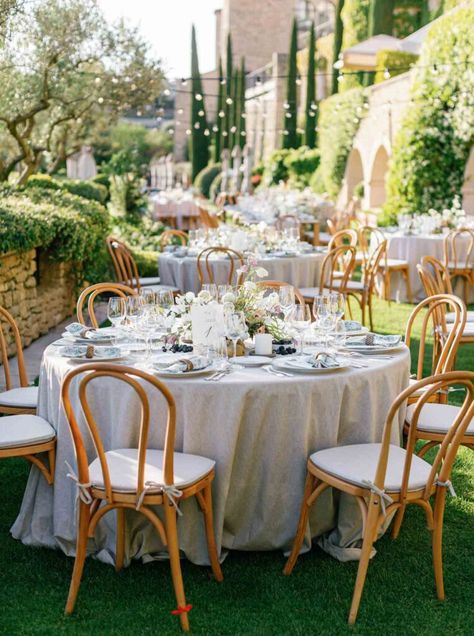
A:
[{"xmin": 195, "ymin": 93, "xmax": 203, "ymax": 101}]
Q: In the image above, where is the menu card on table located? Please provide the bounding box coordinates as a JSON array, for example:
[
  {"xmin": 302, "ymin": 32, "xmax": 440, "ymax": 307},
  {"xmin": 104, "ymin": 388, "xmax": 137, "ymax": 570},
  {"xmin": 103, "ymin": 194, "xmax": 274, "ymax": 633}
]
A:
[{"xmin": 190, "ymin": 302, "xmax": 225, "ymax": 346}]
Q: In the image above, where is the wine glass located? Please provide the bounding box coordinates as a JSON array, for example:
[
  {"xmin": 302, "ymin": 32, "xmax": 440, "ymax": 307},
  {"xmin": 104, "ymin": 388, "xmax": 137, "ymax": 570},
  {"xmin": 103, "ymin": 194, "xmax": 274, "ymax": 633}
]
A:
[
  {"xmin": 313, "ymin": 295, "xmax": 337, "ymax": 350},
  {"xmin": 202, "ymin": 283, "xmax": 218, "ymax": 300},
  {"xmin": 107, "ymin": 296, "xmax": 126, "ymax": 327},
  {"xmin": 289, "ymin": 304, "xmax": 311, "ymax": 356},
  {"xmin": 156, "ymin": 290, "xmax": 174, "ymax": 312},
  {"xmin": 139, "ymin": 288, "xmax": 156, "ymax": 306},
  {"xmin": 224, "ymin": 311, "xmax": 246, "ymax": 369},
  {"xmin": 217, "ymin": 284, "xmax": 233, "ymax": 301},
  {"xmin": 279, "ymin": 285, "xmax": 296, "ymax": 319}
]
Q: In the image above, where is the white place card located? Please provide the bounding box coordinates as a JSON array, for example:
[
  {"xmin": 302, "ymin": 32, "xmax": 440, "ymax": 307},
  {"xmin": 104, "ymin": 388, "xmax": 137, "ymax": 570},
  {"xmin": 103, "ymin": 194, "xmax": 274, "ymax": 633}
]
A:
[{"xmin": 190, "ymin": 302, "xmax": 225, "ymax": 346}]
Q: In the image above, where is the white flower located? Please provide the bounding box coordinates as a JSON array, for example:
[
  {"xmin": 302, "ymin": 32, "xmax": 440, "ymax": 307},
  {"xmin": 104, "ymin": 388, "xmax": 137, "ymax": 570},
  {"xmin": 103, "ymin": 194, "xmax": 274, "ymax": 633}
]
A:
[
  {"xmin": 255, "ymin": 267, "xmax": 268, "ymax": 278},
  {"xmin": 197, "ymin": 290, "xmax": 211, "ymax": 302},
  {"xmin": 243, "ymin": 281, "xmax": 257, "ymax": 292},
  {"xmin": 221, "ymin": 292, "xmax": 236, "ymax": 303},
  {"xmin": 185, "ymin": 291, "xmax": 195, "ymax": 302}
]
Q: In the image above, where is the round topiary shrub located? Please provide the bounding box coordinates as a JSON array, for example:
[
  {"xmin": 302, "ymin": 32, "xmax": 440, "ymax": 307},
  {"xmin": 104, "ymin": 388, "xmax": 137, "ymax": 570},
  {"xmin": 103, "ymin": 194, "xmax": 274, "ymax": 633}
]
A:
[{"xmin": 194, "ymin": 163, "xmax": 222, "ymax": 199}]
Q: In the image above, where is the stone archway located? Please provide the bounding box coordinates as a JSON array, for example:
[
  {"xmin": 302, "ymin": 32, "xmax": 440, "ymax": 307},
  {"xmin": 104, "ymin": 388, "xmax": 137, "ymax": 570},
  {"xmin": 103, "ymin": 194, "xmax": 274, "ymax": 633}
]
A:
[
  {"xmin": 368, "ymin": 145, "xmax": 390, "ymax": 208},
  {"xmin": 462, "ymin": 146, "xmax": 474, "ymax": 215},
  {"xmin": 345, "ymin": 148, "xmax": 364, "ymax": 200}
]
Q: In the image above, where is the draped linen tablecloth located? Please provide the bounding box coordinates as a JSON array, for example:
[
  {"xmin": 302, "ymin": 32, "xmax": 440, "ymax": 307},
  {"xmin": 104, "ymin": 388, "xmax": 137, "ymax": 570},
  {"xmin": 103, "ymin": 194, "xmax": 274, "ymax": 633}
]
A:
[
  {"xmin": 12, "ymin": 345, "xmax": 410, "ymax": 566},
  {"xmin": 150, "ymin": 193, "xmax": 199, "ymax": 229},
  {"xmin": 159, "ymin": 252, "xmax": 325, "ymax": 294},
  {"xmin": 383, "ymin": 232, "xmax": 473, "ymax": 302}
]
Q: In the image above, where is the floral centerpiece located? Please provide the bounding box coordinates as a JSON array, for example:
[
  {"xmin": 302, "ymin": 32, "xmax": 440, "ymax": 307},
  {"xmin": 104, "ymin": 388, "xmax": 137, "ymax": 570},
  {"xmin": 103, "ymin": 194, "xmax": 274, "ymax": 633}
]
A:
[{"xmin": 427, "ymin": 195, "xmax": 468, "ymax": 232}]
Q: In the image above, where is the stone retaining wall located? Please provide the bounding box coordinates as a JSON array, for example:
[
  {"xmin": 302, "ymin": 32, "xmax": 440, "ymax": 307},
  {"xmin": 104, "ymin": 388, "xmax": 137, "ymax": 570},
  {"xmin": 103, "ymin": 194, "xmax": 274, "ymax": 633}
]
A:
[{"xmin": 0, "ymin": 248, "xmax": 75, "ymax": 354}]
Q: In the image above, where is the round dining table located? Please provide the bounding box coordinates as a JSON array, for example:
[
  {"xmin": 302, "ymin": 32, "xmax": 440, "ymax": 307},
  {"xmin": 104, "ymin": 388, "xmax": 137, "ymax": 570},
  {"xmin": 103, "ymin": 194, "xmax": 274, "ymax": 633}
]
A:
[
  {"xmin": 159, "ymin": 251, "xmax": 325, "ymax": 294},
  {"xmin": 382, "ymin": 231, "xmax": 473, "ymax": 302},
  {"xmin": 11, "ymin": 343, "xmax": 410, "ymax": 566}
]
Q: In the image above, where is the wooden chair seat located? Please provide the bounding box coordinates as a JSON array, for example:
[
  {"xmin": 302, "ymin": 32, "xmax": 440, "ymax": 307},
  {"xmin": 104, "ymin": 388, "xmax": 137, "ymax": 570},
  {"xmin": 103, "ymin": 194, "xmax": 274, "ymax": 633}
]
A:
[
  {"xmin": 89, "ymin": 448, "xmax": 215, "ymax": 495},
  {"xmin": 309, "ymin": 442, "xmax": 433, "ymax": 493},
  {"xmin": 0, "ymin": 414, "xmax": 55, "ymax": 448},
  {"xmin": 0, "ymin": 386, "xmax": 38, "ymax": 410},
  {"xmin": 405, "ymin": 403, "xmax": 474, "ymax": 437}
]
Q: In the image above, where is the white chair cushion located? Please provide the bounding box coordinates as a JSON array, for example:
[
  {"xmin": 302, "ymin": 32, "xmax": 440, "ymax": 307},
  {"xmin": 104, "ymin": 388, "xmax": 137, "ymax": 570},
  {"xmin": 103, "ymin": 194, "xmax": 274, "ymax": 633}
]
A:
[
  {"xmin": 139, "ymin": 276, "xmax": 161, "ymax": 286},
  {"xmin": 301, "ymin": 287, "xmax": 321, "ymax": 299},
  {"xmin": 381, "ymin": 258, "xmax": 409, "ymax": 268},
  {"xmin": 89, "ymin": 448, "xmax": 215, "ymax": 493},
  {"xmin": 0, "ymin": 414, "xmax": 55, "ymax": 448},
  {"xmin": 146, "ymin": 284, "xmax": 180, "ymax": 293},
  {"xmin": 447, "ymin": 322, "xmax": 474, "ymax": 337},
  {"xmin": 406, "ymin": 403, "xmax": 474, "ymax": 436},
  {"xmin": 310, "ymin": 443, "xmax": 432, "ymax": 492},
  {"xmin": 446, "ymin": 261, "xmax": 473, "ymax": 270},
  {"xmin": 318, "ymin": 232, "xmax": 331, "ymax": 245},
  {"xmin": 332, "ymin": 279, "xmax": 365, "ymax": 291},
  {"xmin": 0, "ymin": 386, "xmax": 38, "ymax": 409},
  {"xmin": 446, "ymin": 311, "xmax": 474, "ymax": 324}
]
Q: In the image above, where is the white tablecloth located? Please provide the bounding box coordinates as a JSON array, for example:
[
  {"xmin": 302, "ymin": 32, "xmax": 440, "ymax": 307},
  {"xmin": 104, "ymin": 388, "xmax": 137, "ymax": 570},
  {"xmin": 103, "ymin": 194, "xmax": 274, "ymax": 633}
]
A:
[
  {"xmin": 11, "ymin": 345, "xmax": 410, "ymax": 566},
  {"xmin": 384, "ymin": 232, "xmax": 473, "ymax": 302},
  {"xmin": 150, "ymin": 195, "xmax": 199, "ymax": 229},
  {"xmin": 159, "ymin": 252, "xmax": 325, "ymax": 293}
]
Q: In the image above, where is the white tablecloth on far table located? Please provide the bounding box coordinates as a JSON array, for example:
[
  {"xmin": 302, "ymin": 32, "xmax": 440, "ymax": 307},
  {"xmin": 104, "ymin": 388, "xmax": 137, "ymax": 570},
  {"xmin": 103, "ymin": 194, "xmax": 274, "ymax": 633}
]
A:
[
  {"xmin": 382, "ymin": 232, "xmax": 473, "ymax": 302},
  {"xmin": 159, "ymin": 252, "xmax": 325, "ymax": 293},
  {"xmin": 11, "ymin": 345, "xmax": 410, "ymax": 566},
  {"xmin": 150, "ymin": 194, "xmax": 199, "ymax": 229}
]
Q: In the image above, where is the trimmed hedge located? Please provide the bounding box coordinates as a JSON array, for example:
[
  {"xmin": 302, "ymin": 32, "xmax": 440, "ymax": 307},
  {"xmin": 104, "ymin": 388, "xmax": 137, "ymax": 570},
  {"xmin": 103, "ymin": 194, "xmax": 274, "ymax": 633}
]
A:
[
  {"xmin": 194, "ymin": 163, "xmax": 221, "ymax": 199},
  {"xmin": 317, "ymin": 87, "xmax": 366, "ymax": 197},
  {"xmin": 209, "ymin": 173, "xmax": 223, "ymax": 201},
  {"xmin": 0, "ymin": 187, "xmax": 110, "ymax": 282},
  {"xmin": 24, "ymin": 174, "xmax": 108, "ymax": 204},
  {"xmin": 374, "ymin": 50, "xmax": 419, "ymax": 84},
  {"xmin": 284, "ymin": 146, "xmax": 320, "ymax": 189},
  {"xmin": 385, "ymin": 6, "xmax": 474, "ymax": 217}
]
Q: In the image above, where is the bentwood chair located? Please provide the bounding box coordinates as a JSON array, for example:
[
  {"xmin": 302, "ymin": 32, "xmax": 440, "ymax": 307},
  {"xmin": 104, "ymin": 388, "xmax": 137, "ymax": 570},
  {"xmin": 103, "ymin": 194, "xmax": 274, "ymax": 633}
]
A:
[
  {"xmin": 341, "ymin": 241, "xmax": 387, "ymax": 331},
  {"xmin": 198, "ymin": 206, "xmax": 220, "ymax": 229},
  {"xmin": 359, "ymin": 226, "xmax": 412, "ymax": 303},
  {"xmin": 404, "ymin": 294, "xmax": 466, "ymax": 404},
  {"xmin": 256, "ymin": 281, "xmax": 305, "ymax": 306},
  {"xmin": 61, "ymin": 363, "xmax": 223, "ymax": 631},
  {"xmin": 417, "ymin": 257, "xmax": 474, "ymax": 346},
  {"xmin": 106, "ymin": 237, "xmax": 179, "ymax": 294},
  {"xmin": 301, "ymin": 245, "xmax": 357, "ymax": 308},
  {"xmin": 197, "ymin": 247, "xmax": 245, "ymax": 288},
  {"xmin": 76, "ymin": 283, "xmax": 136, "ymax": 329},
  {"xmin": 160, "ymin": 230, "xmax": 189, "ymax": 249},
  {"xmin": 0, "ymin": 306, "xmax": 38, "ymax": 415},
  {"xmin": 443, "ymin": 229, "xmax": 474, "ymax": 304},
  {"xmin": 284, "ymin": 371, "xmax": 474, "ymax": 625},
  {"xmin": 327, "ymin": 228, "xmax": 358, "ymax": 252}
]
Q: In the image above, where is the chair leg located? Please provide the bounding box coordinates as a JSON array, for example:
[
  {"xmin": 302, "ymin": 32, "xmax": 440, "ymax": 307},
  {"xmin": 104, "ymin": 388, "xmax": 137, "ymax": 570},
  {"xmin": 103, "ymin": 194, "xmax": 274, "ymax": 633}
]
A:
[
  {"xmin": 391, "ymin": 503, "xmax": 406, "ymax": 540},
  {"xmin": 115, "ymin": 508, "xmax": 125, "ymax": 572},
  {"xmin": 283, "ymin": 472, "xmax": 314, "ymax": 575},
  {"xmin": 368, "ymin": 294, "xmax": 374, "ymax": 332},
  {"xmin": 346, "ymin": 294, "xmax": 354, "ymax": 320},
  {"xmin": 199, "ymin": 484, "xmax": 223, "ymax": 582},
  {"xmin": 65, "ymin": 501, "xmax": 91, "ymax": 615},
  {"xmin": 432, "ymin": 487, "xmax": 447, "ymax": 601},
  {"xmin": 384, "ymin": 271, "xmax": 391, "ymax": 306},
  {"xmin": 48, "ymin": 448, "xmax": 56, "ymax": 484},
  {"xmin": 164, "ymin": 503, "xmax": 190, "ymax": 632},
  {"xmin": 403, "ymin": 266, "xmax": 413, "ymax": 303},
  {"xmin": 348, "ymin": 500, "xmax": 379, "ymax": 625}
]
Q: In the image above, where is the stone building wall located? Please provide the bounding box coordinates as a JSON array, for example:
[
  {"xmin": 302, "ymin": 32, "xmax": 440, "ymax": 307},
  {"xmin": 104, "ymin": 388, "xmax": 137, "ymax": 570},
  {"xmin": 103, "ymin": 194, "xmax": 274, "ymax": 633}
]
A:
[{"xmin": 0, "ymin": 249, "xmax": 75, "ymax": 355}]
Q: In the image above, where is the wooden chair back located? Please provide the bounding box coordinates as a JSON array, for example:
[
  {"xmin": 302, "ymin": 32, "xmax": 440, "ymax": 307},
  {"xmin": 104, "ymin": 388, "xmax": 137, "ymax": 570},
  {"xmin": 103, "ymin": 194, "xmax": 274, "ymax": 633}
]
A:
[
  {"xmin": 0, "ymin": 306, "xmax": 28, "ymax": 390},
  {"xmin": 106, "ymin": 237, "xmax": 141, "ymax": 290},
  {"xmin": 443, "ymin": 229, "xmax": 474, "ymax": 270},
  {"xmin": 405, "ymin": 294, "xmax": 466, "ymax": 381},
  {"xmin": 256, "ymin": 281, "xmax": 305, "ymax": 306},
  {"xmin": 319, "ymin": 245, "xmax": 356, "ymax": 292},
  {"xmin": 418, "ymin": 256, "xmax": 453, "ymax": 295},
  {"xmin": 327, "ymin": 212, "xmax": 350, "ymax": 236},
  {"xmin": 77, "ymin": 283, "xmax": 136, "ymax": 329},
  {"xmin": 275, "ymin": 215, "xmax": 300, "ymax": 232},
  {"xmin": 198, "ymin": 207, "xmax": 220, "ymax": 229},
  {"xmin": 197, "ymin": 247, "xmax": 245, "ymax": 287},
  {"xmin": 375, "ymin": 371, "xmax": 474, "ymax": 502},
  {"xmin": 358, "ymin": 225, "xmax": 386, "ymax": 267},
  {"xmin": 327, "ymin": 228, "xmax": 358, "ymax": 252},
  {"xmin": 160, "ymin": 230, "xmax": 188, "ymax": 249},
  {"xmin": 361, "ymin": 240, "xmax": 387, "ymax": 291},
  {"xmin": 61, "ymin": 363, "xmax": 177, "ymax": 504}
]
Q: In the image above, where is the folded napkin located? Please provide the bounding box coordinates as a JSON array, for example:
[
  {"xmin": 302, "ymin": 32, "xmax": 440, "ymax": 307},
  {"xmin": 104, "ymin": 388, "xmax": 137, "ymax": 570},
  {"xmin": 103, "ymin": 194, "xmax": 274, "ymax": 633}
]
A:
[
  {"xmin": 153, "ymin": 355, "xmax": 208, "ymax": 374},
  {"xmin": 65, "ymin": 322, "xmax": 90, "ymax": 337},
  {"xmin": 346, "ymin": 333, "xmax": 401, "ymax": 347},
  {"xmin": 341, "ymin": 320, "xmax": 362, "ymax": 332},
  {"xmin": 65, "ymin": 323, "xmax": 113, "ymax": 341},
  {"xmin": 309, "ymin": 353, "xmax": 341, "ymax": 369}
]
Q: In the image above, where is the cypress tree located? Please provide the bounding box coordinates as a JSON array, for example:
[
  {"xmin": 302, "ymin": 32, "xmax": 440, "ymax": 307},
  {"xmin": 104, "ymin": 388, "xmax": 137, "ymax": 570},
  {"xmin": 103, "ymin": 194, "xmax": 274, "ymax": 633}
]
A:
[
  {"xmin": 282, "ymin": 18, "xmax": 298, "ymax": 149},
  {"xmin": 331, "ymin": 0, "xmax": 345, "ymax": 95},
  {"xmin": 222, "ymin": 32, "xmax": 233, "ymax": 150},
  {"xmin": 238, "ymin": 57, "xmax": 246, "ymax": 148},
  {"xmin": 368, "ymin": 0, "xmax": 394, "ymax": 37},
  {"xmin": 190, "ymin": 25, "xmax": 209, "ymax": 181},
  {"xmin": 230, "ymin": 66, "xmax": 239, "ymax": 148},
  {"xmin": 304, "ymin": 22, "xmax": 317, "ymax": 148},
  {"xmin": 214, "ymin": 58, "xmax": 224, "ymax": 162}
]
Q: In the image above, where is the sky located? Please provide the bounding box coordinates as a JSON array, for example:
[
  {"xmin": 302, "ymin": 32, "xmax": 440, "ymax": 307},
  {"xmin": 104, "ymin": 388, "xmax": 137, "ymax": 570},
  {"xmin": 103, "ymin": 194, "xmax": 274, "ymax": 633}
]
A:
[{"xmin": 97, "ymin": 0, "xmax": 222, "ymax": 79}]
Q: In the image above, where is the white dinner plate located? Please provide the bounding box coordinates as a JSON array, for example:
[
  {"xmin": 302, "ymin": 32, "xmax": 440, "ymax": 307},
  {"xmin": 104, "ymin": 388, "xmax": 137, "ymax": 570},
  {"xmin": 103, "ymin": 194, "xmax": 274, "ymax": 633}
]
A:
[
  {"xmin": 272, "ymin": 357, "xmax": 348, "ymax": 374},
  {"xmin": 229, "ymin": 356, "xmax": 273, "ymax": 366},
  {"xmin": 58, "ymin": 346, "xmax": 124, "ymax": 362},
  {"xmin": 61, "ymin": 332, "xmax": 115, "ymax": 345},
  {"xmin": 342, "ymin": 343, "xmax": 404, "ymax": 354},
  {"xmin": 154, "ymin": 366, "xmax": 214, "ymax": 378}
]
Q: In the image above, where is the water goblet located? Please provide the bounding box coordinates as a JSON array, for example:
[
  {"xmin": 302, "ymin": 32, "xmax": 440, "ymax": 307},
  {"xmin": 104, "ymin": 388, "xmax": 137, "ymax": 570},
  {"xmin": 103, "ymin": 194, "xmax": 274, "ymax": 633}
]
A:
[
  {"xmin": 289, "ymin": 304, "xmax": 311, "ymax": 356},
  {"xmin": 202, "ymin": 283, "xmax": 218, "ymax": 301},
  {"xmin": 225, "ymin": 311, "xmax": 246, "ymax": 369}
]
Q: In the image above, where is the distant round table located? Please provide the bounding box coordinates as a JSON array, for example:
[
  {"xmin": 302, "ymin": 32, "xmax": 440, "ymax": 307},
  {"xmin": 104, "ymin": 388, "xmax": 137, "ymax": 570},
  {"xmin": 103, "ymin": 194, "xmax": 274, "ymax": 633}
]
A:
[
  {"xmin": 381, "ymin": 231, "xmax": 473, "ymax": 302},
  {"xmin": 12, "ymin": 343, "xmax": 410, "ymax": 566},
  {"xmin": 159, "ymin": 251, "xmax": 325, "ymax": 293}
]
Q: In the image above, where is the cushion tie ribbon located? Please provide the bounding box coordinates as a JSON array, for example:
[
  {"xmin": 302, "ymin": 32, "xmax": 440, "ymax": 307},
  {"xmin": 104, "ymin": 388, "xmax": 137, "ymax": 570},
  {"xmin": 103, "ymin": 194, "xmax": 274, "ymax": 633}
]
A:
[
  {"xmin": 171, "ymin": 604, "xmax": 193, "ymax": 616},
  {"xmin": 65, "ymin": 460, "xmax": 93, "ymax": 505},
  {"xmin": 436, "ymin": 479, "xmax": 457, "ymax": 498},
  {"xmin": 136, "ymin": 481, "xmax": 183, "ymax": 515},
  {"xmin": 361, "ymin": 479, "xmax": 394, "ymax": 517}
]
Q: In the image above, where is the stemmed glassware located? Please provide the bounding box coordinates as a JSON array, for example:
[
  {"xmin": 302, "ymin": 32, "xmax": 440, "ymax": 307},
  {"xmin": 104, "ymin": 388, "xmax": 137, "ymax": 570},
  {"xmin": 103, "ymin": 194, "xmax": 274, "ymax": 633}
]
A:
[
  {"xmin": 288, "ymin": 304, "xmax": 311, "ymax": 356},
  {"xmin": 224, "ymin": 311, "xmax": 246, "ymax": 369},
  {"xmin": 107, "ymin": 296, "xmax": 127, "ymax": 345},
  {"xmin": 313, "ymin": 294, "xmax": 337, "ymax": 350},
  {"xmin": 156, "ymin": 290, "xmax": 174, "ymax": 312},
  {"xmin": 202, "ymin": 283, "xmax": 218, "ymax": 300},
  {"xmin": 217, "ymin": 284, "xmax": 233, "ymax": 301},
  {"xmin": 278, "ymin": 285, "xmax": 296, "ymax": 319}
]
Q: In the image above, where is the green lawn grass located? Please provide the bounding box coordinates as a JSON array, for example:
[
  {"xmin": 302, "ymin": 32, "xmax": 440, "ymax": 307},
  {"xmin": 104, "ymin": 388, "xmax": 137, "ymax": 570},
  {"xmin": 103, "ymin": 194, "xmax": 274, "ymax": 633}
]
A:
[{"xmin": 0, "ymin": 298, "xmax": 473, "ymax": 635}]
